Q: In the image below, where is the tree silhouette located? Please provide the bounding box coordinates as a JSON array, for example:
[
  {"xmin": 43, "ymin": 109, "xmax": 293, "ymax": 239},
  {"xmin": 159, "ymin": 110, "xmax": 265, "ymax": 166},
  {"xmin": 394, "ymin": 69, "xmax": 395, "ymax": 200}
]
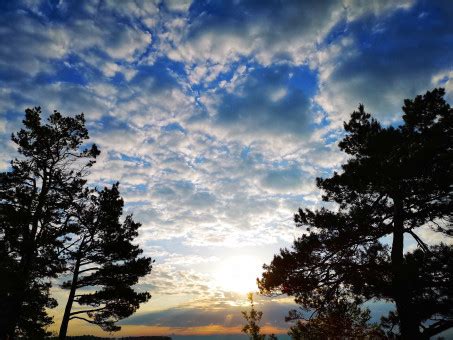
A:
[
  {"xmin": 259, "ymin": 89, "xmax": 453, "ymax": 339},
  {"xmin": 287, "ymin": 299, "xmax": 384, "ymax": 339},
  {"xmin": 242, "ymin": 293, "xmax": 265, "ymax": 340},
  {"xmin": 0, "ymin": 107, "xmax": 99, "ymax": 339},
  {"xmin": 242, "ymin": 293, "xmax": 278, "ymax": 340},
  {"xmin": 380, "ymin": 244, "xmax": 453, "ymax": 338},
  {"xmin": 58, "ymin": 183, "xmax": 152, "ymax": 339}
]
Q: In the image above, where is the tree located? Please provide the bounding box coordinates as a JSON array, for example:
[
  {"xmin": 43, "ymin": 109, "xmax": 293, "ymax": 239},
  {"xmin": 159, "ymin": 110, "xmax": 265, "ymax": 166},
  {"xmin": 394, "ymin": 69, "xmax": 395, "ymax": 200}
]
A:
[
  {"xmin": 242, "ymin": 293, "xmax": 278, "ymax": 340},
  {"xmin": 58, "ymin": 183, "xmax": 152, "ymax": 339},
  {"xmin": 0, "ymin": 107, "xmax": 99, "ymax": 339},
  {"xmin": 242, "ymin": 293, "xmax": 265, "ymax": 340},
  {"xmin": 287, "ymin": 299, "xmax": 384, "ymax": 339},
  {"xmin": 259, "ymin": 89, "xmax": 453, "ymax": 339}
]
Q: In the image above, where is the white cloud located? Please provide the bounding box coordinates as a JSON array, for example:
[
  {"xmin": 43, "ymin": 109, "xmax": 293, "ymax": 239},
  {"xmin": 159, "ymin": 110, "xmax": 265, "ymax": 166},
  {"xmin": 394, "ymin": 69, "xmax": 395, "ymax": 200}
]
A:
[
  {"xmin": 314, "ymin": 0, "xmax": 452, "ymax": 123},
  {"xmin": 164, "ymin": 0, "xmax": 192, "ymax": 12}
]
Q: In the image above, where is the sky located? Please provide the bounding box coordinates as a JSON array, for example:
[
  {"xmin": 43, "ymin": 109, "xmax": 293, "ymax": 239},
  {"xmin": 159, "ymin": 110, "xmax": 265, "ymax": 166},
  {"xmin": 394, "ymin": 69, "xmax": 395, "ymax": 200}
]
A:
[{"xmin": 0, "ymin": 0, "xmax": 452, "ymax": 337}]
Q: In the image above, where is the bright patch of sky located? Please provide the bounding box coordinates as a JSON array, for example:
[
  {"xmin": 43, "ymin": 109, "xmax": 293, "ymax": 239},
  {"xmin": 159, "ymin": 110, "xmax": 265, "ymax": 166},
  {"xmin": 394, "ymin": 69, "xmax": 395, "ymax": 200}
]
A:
[{"xmin": 0, "ymin": 0, "xmax": 452, "ymax": 336}]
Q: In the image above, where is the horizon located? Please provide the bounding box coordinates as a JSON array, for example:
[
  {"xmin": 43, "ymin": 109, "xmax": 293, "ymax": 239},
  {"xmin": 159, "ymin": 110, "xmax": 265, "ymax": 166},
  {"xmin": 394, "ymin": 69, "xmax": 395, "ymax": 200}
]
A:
[{"xmin": 1, "ymin": 0, "xmax": 452, "ymax": 338}]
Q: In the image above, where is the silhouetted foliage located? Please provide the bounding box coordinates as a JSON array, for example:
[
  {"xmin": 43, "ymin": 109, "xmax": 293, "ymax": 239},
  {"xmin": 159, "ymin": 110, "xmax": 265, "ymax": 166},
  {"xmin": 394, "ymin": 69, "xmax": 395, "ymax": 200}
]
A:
[
  {"xmin": 287, "ymin": 299, "xmax": 384, "ymax": 339},
  {"xmin": 242, "ymin": 293, "xmax": 278, "ymax": 340},
  {"xmin": 0, "ymin": 107, "xmax": 99, "ymax": 339},
  {"xmin": 50, "ymin": 337, "xmax": 171, "ymax": 340},
  {"xmin": 58, "ymin": 184, "xmax": 152, "ymax": 338},
  {"xmin": 380, "ymin": 244, "xmax": 453, "ymax": 338},
  {"xmin": 242, "ymin": 293, "xmax": 265, "ymax": 340},
  {"xmin": 259, "ymin": 89, "xmax": 453, "ymax": 339}
]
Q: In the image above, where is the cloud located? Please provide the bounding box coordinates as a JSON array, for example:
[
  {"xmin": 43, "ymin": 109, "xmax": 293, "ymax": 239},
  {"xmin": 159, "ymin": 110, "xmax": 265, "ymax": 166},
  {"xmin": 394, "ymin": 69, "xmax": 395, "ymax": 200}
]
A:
[
  {"xmin": 102, "ymin": 0, "xmax": 160, "ymax": 21},
  {"xmin": 164, "ymin": 0, "xmax": 192, "ymax": 13},
  {"xmin": 164, "ymin": 0, "xmax": 414, "ymax": 74},
  {"xmin": 315, "ymin": 0, "xmax": 453, "ymax": 123},
  {"xmin": 19, "ymin": 82, "xmax": 112, "ymax": 120},
  {"xmin": 261, "ymin": 165, "xmax": 306, "ymax": 192},
  {"xmin": 167, "ymin": 0, "xmax": 340, "ymax": 66},
  {"xmin": 122, "ymin": 295, "xmax": 295, "ymax": 329},
  {"xmin": 0, "ymin": 9, "xmax": 68, "ymax": 77},
  {"xmin": 199, "ymin": 64, "xmax": 317, "ymax": 141},
  {"xmin": 0, "ymin": 1, "xmax": 153, "ymax": 80}
]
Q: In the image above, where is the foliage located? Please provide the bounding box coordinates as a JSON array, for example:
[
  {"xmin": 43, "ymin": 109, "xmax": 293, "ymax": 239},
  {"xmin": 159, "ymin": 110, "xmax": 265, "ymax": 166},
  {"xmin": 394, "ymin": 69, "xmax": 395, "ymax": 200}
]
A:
[
  {"xmin": 259, "ymin": 89, "xmax": 453, "ymax": 339},
  {"xmin": 242, "ymin": 293, "xmax": 265, "ymax": 340},
  {"xmin": 380, "ymin": 244, "xmax": 453, "ymax": 338},
  {"xmin": 242, "ymin": 293, "xmax": 277, "ymax": 340},
  {"xmin": 59, "ymin": 184, "xmax": 152, "ymax": 338},
  {"xmin": 287, "ymin": 299, "xmax": 384, "ymax": 340},
  {"xmin": 0, "ymin": 107, "xmax": 99, "ymax": 338}
]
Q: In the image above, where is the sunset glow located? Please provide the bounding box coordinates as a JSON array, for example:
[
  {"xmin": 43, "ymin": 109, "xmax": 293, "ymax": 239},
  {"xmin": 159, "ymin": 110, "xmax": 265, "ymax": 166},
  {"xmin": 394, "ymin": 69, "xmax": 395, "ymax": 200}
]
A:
[{"xmin": 214, "ymin": 255, "xmax": 263, "ymax": 294}]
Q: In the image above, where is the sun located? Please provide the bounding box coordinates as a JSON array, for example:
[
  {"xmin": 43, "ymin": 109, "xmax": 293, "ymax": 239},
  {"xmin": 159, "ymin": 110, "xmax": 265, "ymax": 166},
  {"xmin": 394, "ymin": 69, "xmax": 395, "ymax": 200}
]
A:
[{"xmin": 214, "ymin": 255, "xmax": 263, "ymax": 294}]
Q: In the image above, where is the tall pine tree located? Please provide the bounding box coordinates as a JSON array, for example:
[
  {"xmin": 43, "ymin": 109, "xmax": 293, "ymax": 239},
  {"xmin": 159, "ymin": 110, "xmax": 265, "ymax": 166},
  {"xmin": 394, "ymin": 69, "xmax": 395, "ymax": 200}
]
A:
[
  {"xmin": 58, "ymin": 183, "xmax": 152, "ymax": 339},
  {"xmin": 259, "ymin": 89, "xmax": 453, "ymax": 339},
  {"xmin": 0, "ymin": 107, "xmax": 99, "ymax": 339}
]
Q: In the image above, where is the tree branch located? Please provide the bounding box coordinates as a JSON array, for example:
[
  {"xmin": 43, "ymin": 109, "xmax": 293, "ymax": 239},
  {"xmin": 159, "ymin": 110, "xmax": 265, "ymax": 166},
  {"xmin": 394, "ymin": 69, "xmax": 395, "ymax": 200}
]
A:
[
  {"xmin": 69, "ymin": 316, "xmax": 98, "ymax": 324},
  {"xmin": 69, "ymin": 307, "xmax": 106, "ymax": 316},
  {"xmin": 78, "ymin": 267, "xmax": 100, "ymax": 274},
  {"xmin": 407, "ymin": 229, "xmax": 430, "ymax": 253},
  {"xmin": 56, "ymin": 236, "xmax": 83, "ymax": 256},
  {"xmin": 423, "ymin": 320, "xmax": 453, "ymax": 338}
]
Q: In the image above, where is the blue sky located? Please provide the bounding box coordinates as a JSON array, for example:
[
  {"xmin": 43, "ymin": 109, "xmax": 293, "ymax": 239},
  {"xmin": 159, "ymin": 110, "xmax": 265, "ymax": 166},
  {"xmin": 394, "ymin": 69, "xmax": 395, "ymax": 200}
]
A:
[{"xmin": 0, "ymin": 0, "xmax": 452, "ymax": 337}]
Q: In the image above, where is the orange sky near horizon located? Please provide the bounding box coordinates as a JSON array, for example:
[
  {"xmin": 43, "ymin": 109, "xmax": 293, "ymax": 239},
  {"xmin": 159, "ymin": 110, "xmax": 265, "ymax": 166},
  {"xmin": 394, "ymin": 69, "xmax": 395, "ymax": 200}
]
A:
[{"xmin": 49, "ymin": 322, "xmax": 287, "ymax": 337}]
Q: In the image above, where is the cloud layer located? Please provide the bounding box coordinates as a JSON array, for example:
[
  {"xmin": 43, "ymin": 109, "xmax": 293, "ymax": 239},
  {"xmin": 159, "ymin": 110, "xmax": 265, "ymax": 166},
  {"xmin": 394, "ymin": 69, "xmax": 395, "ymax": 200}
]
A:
[{"xmin": 1, "ymin": 0, "xmax": 452, "ymax": 336}]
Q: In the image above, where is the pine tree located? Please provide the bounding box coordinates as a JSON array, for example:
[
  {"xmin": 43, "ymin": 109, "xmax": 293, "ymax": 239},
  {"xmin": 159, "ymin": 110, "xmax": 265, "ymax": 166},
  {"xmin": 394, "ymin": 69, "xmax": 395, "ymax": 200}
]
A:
[
  {"xmin": 0, "ymin": 107, "xmax": 99, "ymax": 339},
  {"xmin": 242, "ymin": 293, "xmax": 278, "ymax": 340},
  {"xmin": 242, "ymin": 293, "xmax": 266, "ymax": 340},
  {"xmin": 259, "ymin": 89, "xmax": 453, "ymax": 339},
  {"xmin": 58, "ymin": 183, "xmax": 152, "ymax": 339}
]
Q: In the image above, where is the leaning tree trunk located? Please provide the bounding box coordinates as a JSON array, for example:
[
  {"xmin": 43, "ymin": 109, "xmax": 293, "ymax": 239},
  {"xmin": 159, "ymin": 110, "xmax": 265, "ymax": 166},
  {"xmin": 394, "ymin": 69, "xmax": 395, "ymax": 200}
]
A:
[
  {"xmin": 391, "ymin": 197, "xmax": 420, "ymax": 339},
  {"xmin": 59, "ymin": 251, "xmax": 82, "ymax": 339}
]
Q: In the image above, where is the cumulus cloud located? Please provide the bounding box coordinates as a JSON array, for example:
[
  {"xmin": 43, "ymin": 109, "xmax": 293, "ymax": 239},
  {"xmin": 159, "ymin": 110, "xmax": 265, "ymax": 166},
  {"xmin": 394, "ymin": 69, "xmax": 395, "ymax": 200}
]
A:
[
  {"xmin": 315, "ymin": 0, "xmax": 453, "ymax": 123},
  {"xmin": 0, "ymin": 10, "xmax": 68, "ymax": 77},
  {"xmin": 163, "ymin": 0, "xmax": 416, "ymax": 84},
  {"xmin": 207, "ymin": 64, "xmax": 316, "ymax": 138},
  {"xmin": 167, "ymin": 0, "xmax": 340, "ymax": 67},
  {"xmin": 261, "ymin": 165, "xmax": 307, "ymax": 193},
  {"xmin": 164, "ymin": 0, "xmax": 192, "ymax": 13}
]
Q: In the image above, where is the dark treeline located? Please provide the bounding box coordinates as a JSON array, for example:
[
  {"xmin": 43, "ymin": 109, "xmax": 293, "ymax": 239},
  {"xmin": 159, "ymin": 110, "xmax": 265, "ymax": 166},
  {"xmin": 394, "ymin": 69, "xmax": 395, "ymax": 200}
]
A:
[
  {"xmin": 49, "ymin": 337, "xmax": 171, "ymax": 340},
  {"xmin": 1, "ymin": 89, "xmax": 453, "ymax": 340}
]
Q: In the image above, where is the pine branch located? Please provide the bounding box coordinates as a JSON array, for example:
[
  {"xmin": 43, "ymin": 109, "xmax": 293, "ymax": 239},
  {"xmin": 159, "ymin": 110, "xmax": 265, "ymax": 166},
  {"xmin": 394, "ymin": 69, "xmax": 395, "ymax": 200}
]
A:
[
  {"xmin": 407, "ymin": 230, "xmax": 430, "ymax": 253},
  {"xmin": 69, "ymin": 316, "xmax": 98, "ymax": 324},
  {"xmin": 69, "ymin": 307, "xmax": 106, "ymax": 316}
]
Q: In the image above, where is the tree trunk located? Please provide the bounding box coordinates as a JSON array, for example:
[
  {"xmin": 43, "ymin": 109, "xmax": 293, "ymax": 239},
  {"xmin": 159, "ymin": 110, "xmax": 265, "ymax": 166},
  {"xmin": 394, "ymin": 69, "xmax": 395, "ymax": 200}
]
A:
[
  {"xmin": 2, "ymin": 287, "xmax": 21, "ymax": 340},
  {"xmin": 391, "ymin": 197, "xmax": 420, "ymax": 339},
  {"xmin": 59, "ymin": 252, "xmax": 82, "ymax": 339},
  {"xmin": 2, "ymin": 234, "xmax": 35, "ymax": 339},
  {"xmin": 2, "ymin": 175, "xmax": 50, "ymax": 339}
]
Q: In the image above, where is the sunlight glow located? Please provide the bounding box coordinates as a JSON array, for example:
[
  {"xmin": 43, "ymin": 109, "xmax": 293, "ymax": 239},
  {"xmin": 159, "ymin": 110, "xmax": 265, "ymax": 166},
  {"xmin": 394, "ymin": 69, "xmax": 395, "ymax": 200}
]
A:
[{"xmin": 214, "ymin": 255, "xmax": 263, "ymax": 294}]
